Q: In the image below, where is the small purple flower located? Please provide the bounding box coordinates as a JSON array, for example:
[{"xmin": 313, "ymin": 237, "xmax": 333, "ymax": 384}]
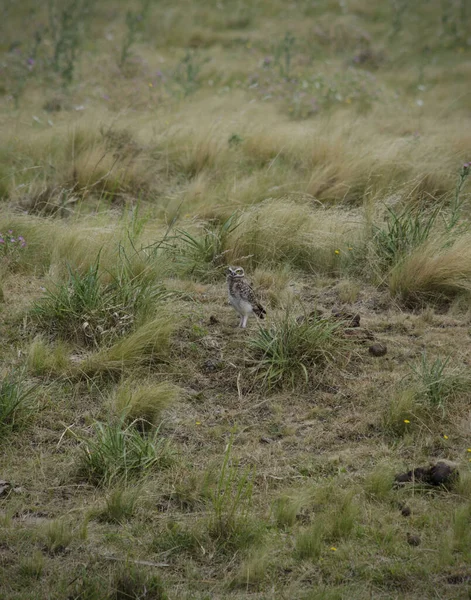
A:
[
  {"xmin": 27, "ymin": 58, "xmax": 35, "ymax": 66},
  {"xmin": 0, "ymin": 239, "xmax": 4, "ymax": 244},
  {"xmin": 156, "ymin": 70, "xmax": 163, "ymax": 78},
  {"xmin": 263, "ymin": 56, "xmax": 272, "ymax": 66},
  {"xmin": 18, "ymin": 236, "xmax": 24, "ymax": 242},
  {"xmin": 20, "ymin": 241, "xmax": 26, "ymax": 248},
  {"xmin": 10, "ymin": 238, "xmax": 15, "ymax": 243},
  {"xmin": 7, "ymin": 230, "xmax": 12, "ymax": 234},
  {"xmin": 463, "ymin": 162, "xmax": 471, "ymax": 169}
]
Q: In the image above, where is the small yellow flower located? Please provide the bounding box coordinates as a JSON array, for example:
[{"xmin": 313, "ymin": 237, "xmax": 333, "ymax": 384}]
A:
[
  {"xmin": 148, "ymin": 82, "xmax": 153, "ymax": 88},
  {"xmin": 467, "ymin": 449, "xmax": 471, "ymax": 453},
  {"xmin": 346, "ymin": 98, "xmax": 351, "ymax": 104},
  {"xmin": 334, "ymin": 249, "xmax": 340, "ymax": 255},
  {"xmin": 246, "ymin": 42, "xmax": 252, "ymax": 49},
  {"xmin": 195, "ymin": 421, "xmax": 201, "ymax": 425},
  {"xmin": 404, "ymin": 419, "xmax": 410, "ymax": 424},
  {"xmin": 348, "ymin": 247, "xmax": 353, "ymax": 251},
  {"xmin": 330, "ymin": 546, "xmax": 337, "ymax": 551},
  {"xmin": 443, "ymin": 435, "xmax": 448, "ymax": 440}
]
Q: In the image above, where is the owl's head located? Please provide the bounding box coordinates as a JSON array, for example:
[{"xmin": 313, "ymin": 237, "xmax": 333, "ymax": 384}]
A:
[{"xmin": 227, "ymin": 266, "xmax": 245, "ymax": 279}]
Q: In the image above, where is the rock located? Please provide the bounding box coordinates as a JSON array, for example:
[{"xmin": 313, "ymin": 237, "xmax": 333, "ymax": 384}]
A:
[
  {"xmin": 407, "ymin": 533, "xmax": 421, "ymax": 546},
  {"xmin": 369, "ymin": 343, "xmax": 387, "ymax": 357}
]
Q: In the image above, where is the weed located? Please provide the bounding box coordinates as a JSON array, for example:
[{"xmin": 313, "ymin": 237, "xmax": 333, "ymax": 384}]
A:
[
  {"xmin": 273, "ymin": 32, "xmax": 296, "ymax": 78},
  {"xmin": 43, "ymin": 519, "xmax": 76, "ymax": 554},
  {"xmin": 96, "ymin": 487, "xmax": 139, "ymax": 524},
  {"xmin": 114, "ymin": 567, "xmax": 168, "ymax": 600},
  {"xmin": 172, "ymin": 49, "xmax": 208, "ymax": 97},
  {"xmin": 326, "ymin": 491, "xmax": 359, "ymax": 541},
  {"xmin": 452, "ymin": 502, "xmax": 471, "ymax": 552},
  {"xmin": 373, "ymin": 204, "xmax": 440, "ymax": 271},
  {"xmin": 119, "ymin": 0, "xmax": 152, "ymax": 68},
  {"xmin": 273, "ymin": 495, "xmax": 300, "ymax": 529},
  {"xmin": 0, "ymin": 371, "xmax": 37, "ymax": 437},
  {"xmin": 364, "ymin": 466, "xmax": 395, "ymax": 500},
  {"xmin": 166, "ymin": 214, "xmax": 239, "ymax": 281},
  {"xmin": 448, "ymin": 161, "xmax": 470, "ymax": 230},
  {"xmin": 294, "ymin": 522, "xmax": 324, "ymax": 561},
  {"xmin": 383, "ymin": 388, "xmax": 420, "ymax": 436},
  {"xmin": 76, "ymin": 418, "xmax": 173, "ymax": 486},
  {"xmin": 0, "ymin": 229, "xmax": 27, "ymax": 270},
  {"xmin": 230, "ymin": 551, "xmax": 269, "ymax": 589},
  {"xmin": 409, "ymin": 352, "xmax": 467, "ymax": 408},
  {"xmin": 208, "ymin": 435, "xmax": 260, "ymax": 550},
  {"xmin": 26, "ymin": 337, "xmax": 71, "ymax": 376},
  {"xmin": 249, "ymin": 311, "xmax": 346, "ymax": 390},
  {"xmin": 49, "ymin": 0, "xmax": 92, "ymax": 85},
  {"xmin": 152, "ymin": 520, "xmax": 202, "ymax": 557},
  {"xmin": 18, "ymin": 551, "xmax": 44, "ymax": 580}
]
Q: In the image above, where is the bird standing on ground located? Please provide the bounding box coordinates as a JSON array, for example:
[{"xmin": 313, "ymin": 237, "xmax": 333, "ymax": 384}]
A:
[{"xmin": 226, "ymin": 266, "xmax": 266, "ymax": 328}]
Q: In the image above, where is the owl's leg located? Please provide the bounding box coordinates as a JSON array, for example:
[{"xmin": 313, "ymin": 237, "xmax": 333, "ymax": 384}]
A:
[{"xmin": 240, "ymin": 314, "xmax": 248, "ymax": 328}]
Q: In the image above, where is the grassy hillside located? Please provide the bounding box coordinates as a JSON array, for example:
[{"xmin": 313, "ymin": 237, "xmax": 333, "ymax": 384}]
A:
[{"xmin": 1, "ymin": 1, "xmax": 471, "ymax": 598}]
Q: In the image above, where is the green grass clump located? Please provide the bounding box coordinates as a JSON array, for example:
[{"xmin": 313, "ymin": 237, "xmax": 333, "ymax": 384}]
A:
[
  {"xmin": 410, "ymin": 352, "xmax": 468, "ymax": 409},
  {"xmin": 32, "ymin": 252, "xmax": 167, "ymax": 347},
  {"xmin": 165, "ymin": 214, "xmax": 239, "ymax": 281},
  {"xmin": 0, "ymin": 371, "xmax": 37, "ymax": 437},
  {"xmin": 294, "ymin": 522, "xmax": 325, "ymax": 561},
  {"xmin": 96, "ymin": 487, "xmax": 139, "ymax": 524},
  {"xmin": 114, "ymin": 567, "xmax": 168, "ymax": 600},
  {"xmin": 249, "ymin": 312, "xmax": 346, "ymax": 390},
  {"xmin": 208, "ymin": 436, "xmax": 262, "ymax": 551},
  {"xmin": 76, "ymin": 418, "xmax": 173, "ymax": 486}
]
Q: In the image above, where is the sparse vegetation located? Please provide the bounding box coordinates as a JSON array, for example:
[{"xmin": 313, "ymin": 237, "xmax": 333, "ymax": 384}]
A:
[{"xmin": 1, "ymin": 0, "xmax": 471, "ymax": 598}]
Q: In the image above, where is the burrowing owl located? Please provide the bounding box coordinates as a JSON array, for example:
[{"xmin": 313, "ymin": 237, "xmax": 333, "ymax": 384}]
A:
[{"xmin": 226, "ymin": 266, "xmax": 266, "ymax": 328}]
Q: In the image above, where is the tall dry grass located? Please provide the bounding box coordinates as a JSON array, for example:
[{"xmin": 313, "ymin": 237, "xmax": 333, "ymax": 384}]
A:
[{"xmin": 389, "ymin": 233, "xmax": 471, "ymax": 304}]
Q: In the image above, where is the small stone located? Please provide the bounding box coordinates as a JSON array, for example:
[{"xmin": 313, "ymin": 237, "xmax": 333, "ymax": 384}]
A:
[
  {"xmin": 369, "ymin": 343, "xmax": 387, "ymax": 357},
  {"xmin": 407, "ymin": 533, "xmax": 421, "ymax": 546},
  {"xmin": 401, "ymin": 505, "xmax": 411, "ymax": 517},
  {"xmin": 260, "ymin": 437, "xmax": 273, "ymax": 444}
]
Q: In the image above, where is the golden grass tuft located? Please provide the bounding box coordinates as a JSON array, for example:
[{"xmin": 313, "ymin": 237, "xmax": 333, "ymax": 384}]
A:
[
  {"xmin": 80, "ymin": 314, "xmax": 175, "ymax": 376},
  {"xmin": 389, "ymin": 234, "xmax": 471, "ymax": 304},
  {"xmin": 225, "ymin": 199, "xmax": 362, "ymax": 272},
  {"xmin": 113, "ymin": 380, "xmax": 180, "ymax": 428}
]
